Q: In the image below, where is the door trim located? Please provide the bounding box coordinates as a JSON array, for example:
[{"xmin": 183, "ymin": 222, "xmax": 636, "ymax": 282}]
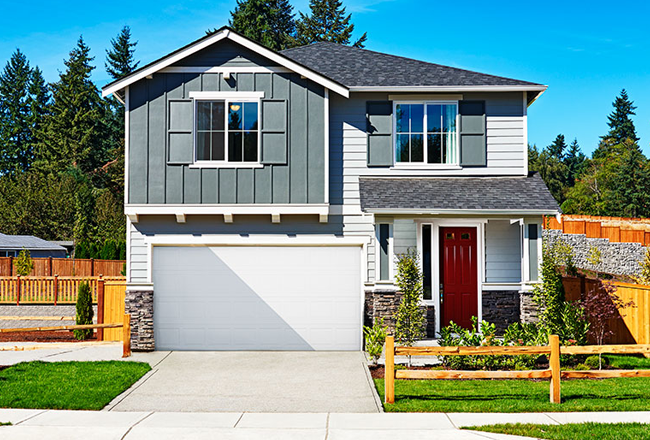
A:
[{"xmin": 416, "ymin": 219, "xmax": 485, "ymax": 335}]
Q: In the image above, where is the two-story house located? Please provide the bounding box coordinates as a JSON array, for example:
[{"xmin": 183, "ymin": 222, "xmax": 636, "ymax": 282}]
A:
[{"xmin": 102, "ymin": 27, "xmax": 559, "ymax": 352}]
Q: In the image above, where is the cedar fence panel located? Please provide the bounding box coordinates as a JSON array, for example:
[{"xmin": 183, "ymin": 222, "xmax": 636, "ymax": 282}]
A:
[
  {"xmin": 0, "ymin": 276, "xmax": 125, "ymax": 305},
  {"xmin": 102, "ymin": 280, "xmax": 126, "ymax": 342},
  {"xmin": 0, "ymin": 257, "xmax": 125, "ymax": 277},
  {"xmin": 544, "ymin": 215, "xmax": 650, "ymax": 247}
]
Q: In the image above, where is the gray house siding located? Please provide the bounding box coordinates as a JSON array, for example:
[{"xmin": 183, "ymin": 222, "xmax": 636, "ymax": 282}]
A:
[
  {"xmin": 485, "ymin": 220, "xmax": 522, "ymax": 283},
  {"xmin": 127, "ymin": 40, "xmax": 326, "ymax": 205}
]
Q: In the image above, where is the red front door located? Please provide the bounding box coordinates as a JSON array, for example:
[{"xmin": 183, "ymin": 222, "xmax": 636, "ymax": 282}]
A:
[{"xmin": 440, "ymin": 227, "xmax": 478, "ymax": 329}]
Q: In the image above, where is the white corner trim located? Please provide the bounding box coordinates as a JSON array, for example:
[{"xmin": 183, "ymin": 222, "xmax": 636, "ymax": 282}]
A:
[
  {"xmin": 102, "ymin": 28, "xmax": 350, "ymax": 98},
  {"xmin": 161, "ymin": 66, "xmax": 291, "ymax": 74},
  {"xmin": 188, "ymin": 91, "xmax": 265, "ymax": 99},
  {"xmin": 124, "ymin": 204, "xmax": 329, "ymax": 217},
  {"xmin": 324, "ymin": 88, "xmax": 330, "ymax": 204}
]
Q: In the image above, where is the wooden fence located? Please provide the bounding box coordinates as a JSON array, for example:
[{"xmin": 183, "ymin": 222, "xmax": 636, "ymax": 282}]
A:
[
  {"xmin": 99, "ymin": 279, "xmax": 126, "ymax": 342},
  {"xmin": 384, "ymin": 335, "xmax": 650, "ymax": 404},
  {"xmin": 0, "ymin": 314, "xmax": 132, "ymax": 357},
  {"xmin": 545, "ymin": 215, "xmax": 650, "ymax": 246},
  {"xmin": 0, "ymin": 276, "xmax": 125, "ymax": 305},
  {"xmin": 0, "ymin": 257, "xmax": 125, "ymax": 277},
  {"xmin": 563, "ymin": 277, "xmax": 650, "ymax": 344}
]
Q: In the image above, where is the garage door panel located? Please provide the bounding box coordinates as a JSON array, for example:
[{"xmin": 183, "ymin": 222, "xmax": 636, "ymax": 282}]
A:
[{"xmin": 153, "ymin": 246, "xmax": 362, "ymax": 351}]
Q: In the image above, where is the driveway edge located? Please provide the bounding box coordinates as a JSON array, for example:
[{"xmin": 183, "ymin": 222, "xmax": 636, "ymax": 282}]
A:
[{"xmin": 361, "ymin": 355, "xmax": 384, "ymax": 413}]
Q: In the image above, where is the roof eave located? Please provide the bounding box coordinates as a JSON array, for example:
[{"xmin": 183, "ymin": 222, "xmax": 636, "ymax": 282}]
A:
[
  {"xmin": 348, "ymin": 85, "xmax": 548, "ymax": 93},
  {"xmin": 362, "ymin": 208, "xmax": 560, "ymax": 216},
  {"xmin": 101, "ymin": 28, "xmax": 349, "ymax": 99}
]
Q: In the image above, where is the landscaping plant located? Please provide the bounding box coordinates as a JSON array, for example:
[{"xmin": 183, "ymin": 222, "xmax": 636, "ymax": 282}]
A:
[
  {"xmin": 363, "ymin": 318, "xmax": 388, "ymax": 365},
  {"xmin": 74, "ymin": 281, "xmax": 94, "ymax": 340},
  {"xmin": 635, "ymin": 247, "xmax": 650, "ymax": 285},
  {"xmin": 394, "ymin": 250, "xmax": 426, "ymax": 352},
  {"xmin": 13, "ymin": 248, "xmax": 33, "ymax": 276}
]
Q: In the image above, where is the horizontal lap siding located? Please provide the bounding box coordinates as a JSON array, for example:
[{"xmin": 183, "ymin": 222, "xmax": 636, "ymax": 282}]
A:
[{"xmin": 485, "ymin": 220, "xmax": 522, "ymax": 283}]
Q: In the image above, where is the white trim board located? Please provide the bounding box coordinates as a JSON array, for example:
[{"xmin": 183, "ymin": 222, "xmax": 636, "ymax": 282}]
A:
[
  {"xmin": 352, "ymin": 85, "xmax": 548, "ymax": 93},
  {"xmin": 161, "ymin": 66, "xmax": 291, "ymax": 74},
  {"xmin": 102, "ymin": 28, "xmax": 349, "ymax": 98}
]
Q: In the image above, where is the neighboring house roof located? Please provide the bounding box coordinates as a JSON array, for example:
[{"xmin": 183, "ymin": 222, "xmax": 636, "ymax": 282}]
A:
[
  {"xmin": 0, "ymin": 234, "xmax": 67, "ymax": 252},
  {"xmin": 281, "ymin": 42, "xmax": 544, "ymax": 89},
  {"xmin": 358, "ymin": 173, "xmax": 560, "ymax": 214},
  {"xmin": 102, "ymin": 27, "xmax": 546, "ymax": 102}
]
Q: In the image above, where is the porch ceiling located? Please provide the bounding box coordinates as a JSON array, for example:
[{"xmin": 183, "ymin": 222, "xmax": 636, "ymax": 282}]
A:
[{"xmin": 358, "ymin": 172, "xmax": 560, "ymax": 215}]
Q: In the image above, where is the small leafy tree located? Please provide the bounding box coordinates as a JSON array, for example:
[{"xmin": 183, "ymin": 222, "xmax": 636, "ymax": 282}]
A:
[
  {"xmin": 394, "ymin": 250, "xmax": 426, "ymax": 356},
  {"xmin": 635, "ymin": 247, "xmax": 650, "ymax": 285},
  {"xmin": 582, "ymin": 281, "xmax": 634, "ymax": 369},
  {"xmin": 13, "ymin": 248, "xmax": 33, "ymax": 276},
  {"xmin": 533, "ymin": 241, "xmax": 567, "ymax": 336},
  {"xmin": 73, "ymin": 281, "xmax": 94, "ymax": 340},
  {"xmin": 363, "ymin": 317, "xmax": 387, "ymax": 365}
]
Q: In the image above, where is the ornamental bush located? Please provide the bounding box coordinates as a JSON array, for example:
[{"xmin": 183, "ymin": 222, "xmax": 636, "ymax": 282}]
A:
[
  {"xmin": 13, "ymin": 248, "xmax": 33, "ymax": 276},
  {"xmin": 394, "ymin": 250, "xmax": 426, "ymax": 347},
  {"xmin": 73, "ymin": 282, "xmax": 94, "ymax": 340},
  {"xmin": 363, "ymin": 318, "xmax": 388, "ymax": 365}
]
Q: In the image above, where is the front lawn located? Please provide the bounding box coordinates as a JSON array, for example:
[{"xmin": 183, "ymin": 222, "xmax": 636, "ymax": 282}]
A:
[
  {"xmin": 374, "ymin": 377, "xmax": 650, "ymax": 412},
  {"xmin": 0, "ymin": 361, "xmax": 151, "ymax": 410},
  {"xmin": 604, "ymin": 354, "xmax": 650, "ymax": 370},
  {"xmin": 467, "ymin": 423, "xmax": 650, "ymax": 440}
]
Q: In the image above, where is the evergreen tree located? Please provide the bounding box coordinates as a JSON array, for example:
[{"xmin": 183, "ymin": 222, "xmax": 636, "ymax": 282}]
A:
[
  {"xmin": 26, "ymin": 67, "xmax": 50, "ymax": 152},
  {"xmin": 563, "ymin": 138, "xmax": 587, "ymax": 187},
  {"xmin": 35, "ymin": 36, "xmax": 109, "ymax": 175},
  {"xmin": 547, "ymin": 134, "xmax": 567, "ymax": 160},
  {"xmin": 594, "ymin": 89, "xmax": 639, "ymax": 158},
  {"xmin": 0, "ymin": 49, "xmax": 42, "ymax": 175},
  {"xmin": 105, "ymin": 25, "xmax": 139, "ymax": 81},
  {"xmin": 529, "ymin": 140, "xmax": 570, "ymax": 205},
  {"xmin": 608, "ymin": 141, "xmax": 650, "ymax": 217},
  {"xmin": 295, "ymin": 0, "xmax": 367, "ymax": 48},
  {"xmin": 225, "ymin": 0, "xmax": 296, "ymax": 51}
]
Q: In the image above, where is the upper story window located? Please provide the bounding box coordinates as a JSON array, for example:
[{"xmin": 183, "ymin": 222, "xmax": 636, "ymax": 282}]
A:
[
  {"xmin": 195, "ymin": 99, "xmax": 260, "ymax": 163},
  {"xmin": 395, "ymin": 102, "xmax": 458, "ymax": 165}
]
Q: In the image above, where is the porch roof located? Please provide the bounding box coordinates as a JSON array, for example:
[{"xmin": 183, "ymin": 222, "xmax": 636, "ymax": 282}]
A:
[{"xmin": 358, "ymin": 172, "xmax": 560, "ymax": 215}]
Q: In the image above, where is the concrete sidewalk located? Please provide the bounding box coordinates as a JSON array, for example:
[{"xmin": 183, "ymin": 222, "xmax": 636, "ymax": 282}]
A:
[{"xmin": 1, "ymin": 409, "xmax": 649, "ymax": 440}]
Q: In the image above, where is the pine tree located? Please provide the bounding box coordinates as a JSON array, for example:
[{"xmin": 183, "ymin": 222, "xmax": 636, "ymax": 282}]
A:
[
  {"xmin": 563, "ymin": 138, "xmax": 587, "ymax": 187},
  {"xmin": 35, "ymin": 36, "xmax": 108, "ymax": 175},
  {"xmin": 105, "ymin": 26, "xmax": 139, "ymax": 81},
  {"xmin": 547, "ymin": 134, "xmax": 567, "ymax": 160},
  {"xmin": 0, "ymin": 49, "xmax": 39, "ymax": 175},
  {"xmin": 607, "ymin": 140, "xmax": 650, "ymax": 217},
  {"xmin": 594, "ymin": 89, "xmax": 639, "ymax": 158},
  {"xmin": 224, "ymin": 0, "xmax": 296, "ymax": 51},
  {"xmin": 295, "ymin": 0, "xmax": 367, "ymax": 48}
]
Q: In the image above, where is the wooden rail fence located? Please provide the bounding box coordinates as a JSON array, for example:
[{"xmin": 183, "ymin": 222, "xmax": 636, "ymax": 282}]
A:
[
  {"xmin": 563, "ymin": 277, "xmax": 650, "ymax": 344},
  {"xmin": 0, "ymin": 276, "xmax": 125, "ymax": 305},
  {"xmin": 0, "ymin": 314, "xmax": 132, "ymax": 357},
  {"xmin": 384, "ymin": 335, "xmax": 650, "ymax": 404},
  {"xmin": 544, "ymin": 215, "xmax": 650, "ymax": 246},
  {"xmin": 0, "ymin": 257, "xmax": 125, "ymax": 277}
]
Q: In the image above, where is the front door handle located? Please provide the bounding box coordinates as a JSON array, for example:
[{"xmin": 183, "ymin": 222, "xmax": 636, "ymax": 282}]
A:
[{"xmin": 439, "ymin": 284, "xmax": 444, "ymax": 303}]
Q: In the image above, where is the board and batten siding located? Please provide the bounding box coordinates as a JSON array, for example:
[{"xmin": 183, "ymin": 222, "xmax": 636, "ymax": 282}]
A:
[
  {"xmin": 128, "ymin": 64, "xmax": 325, "ymax": 205},
  {"xmin": 485, "ymin": 220, "xmax": 522, "ymax": 283}
]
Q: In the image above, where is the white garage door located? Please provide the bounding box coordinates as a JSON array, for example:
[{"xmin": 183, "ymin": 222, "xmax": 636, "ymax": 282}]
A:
[{"xmin": 152, "ymin": 245, "xmax": 362, "ymax": 351}]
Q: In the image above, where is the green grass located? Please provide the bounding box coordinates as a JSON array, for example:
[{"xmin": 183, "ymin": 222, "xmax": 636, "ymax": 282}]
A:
[
  {"xmin": 0, "ymin": 422, "xmax": 11, "ymax": 426},
  {"xmin": 604, "ymin": 354, "xmax": 650, "ymax": 370},
  {"xmin": 0, "ymin": 361, "xmax": 151, "ymax": 410},
  {"xmin": 375, "ymin": 377, "xmax": 650, "ymax": 412},
  {"xmin": 467, "ymin": 423, "xmax": 650, "ymax": 440}
]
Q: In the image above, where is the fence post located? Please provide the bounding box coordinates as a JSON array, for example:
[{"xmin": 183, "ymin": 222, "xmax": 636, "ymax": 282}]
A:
[
  {"xmin": 16, "ymin": 274, "xmax": 20, "ymax": 306},
  {"xmin": 385, "ymin": 335, "xmax": 395, "ymax": 404},
  {"xmin": 122, "ymin": 314, "xmax": 131, "ymax": 358},
  {"xmin": 48, "ymin": 257, "xmax": 53, "ymax": 276},
  {"xmin": 549, "ymin": 334, "xmax": 561, "ymax": 404},
  {"xmin": 97, "ymin": 277, "xmax": 105, "ymax": 341},
  {"xmin": 53, "ymin": 275, "xmax": 59, "ymax": 306},
  {"xmin": 9, "ymin": 256, "xmax": 13, "ymax": 276},
  {"xmin": 90, "ymin": 258, "xmax": 94, "ymax": 277}
]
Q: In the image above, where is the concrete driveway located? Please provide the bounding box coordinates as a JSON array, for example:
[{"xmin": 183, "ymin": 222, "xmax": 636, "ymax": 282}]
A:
[{"xmin": 107, "ymin": 351, "xmax": 381, "ymax": 413}]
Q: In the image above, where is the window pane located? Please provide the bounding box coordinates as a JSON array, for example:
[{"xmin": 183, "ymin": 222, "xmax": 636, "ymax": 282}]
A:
[
  {"xmin": 410, "ymin": 104, "xmax": 424, "ymax": 132},
  {"xmin": 212, "ymin": 101, "xmax": 225, "ymax": 130},
  {"xmin": 243, "ymin": 102, "xmax": 258, "ymax": 131},
  {"xmin": 228, "ymin": 132, "xmax": 243, "ymax": 161},
  {"xmin": 228, "ymin": 102, "xmax": 242, "ymax": 130},
  {"xmin": 427, "ymin": 133, "xmax": 442, "ymax": 163},
  {"xmin": 243, "ymin": 132, "xmax": 257, "ymax": 162},
  {"xmin": 379, "ymin": 224, "xmax": 390, "ymax": 280},
  {"xmin": 422, "ymin": 225, "xmax": 432, "ymax": 300},
  {"xmin": 443, "ymin": 104, "xmax": 457, "ymax": 132},
  {"xmin": 396, "ymin": 134, "xmax": 409, "ymax": 162},
  {"xmin": 427, "ymin": 104, "xmax": 442, "ymax": 132},
  {"xmin": 211, "ymin": 132, "xmax": 225, "ymax": 161},
  {"xmin": 411, "ymin": 134, "xmax": 423, "ymax": 162},
  {"xmin": 196, "ymin": 131, "xmax": 210, "ymax": 160},
  {"xmin": 395, "ymin": 104, "xmax": 408, "ymax": 133},
  {"xmin": 197, "ymin": 102, "xmax": 211, "ymax": 130}
]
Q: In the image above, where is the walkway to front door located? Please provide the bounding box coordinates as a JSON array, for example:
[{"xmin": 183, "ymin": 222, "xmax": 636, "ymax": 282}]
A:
[{"xmin": 440, "ymin": 227, "xmax": 478, "ymax": 329}]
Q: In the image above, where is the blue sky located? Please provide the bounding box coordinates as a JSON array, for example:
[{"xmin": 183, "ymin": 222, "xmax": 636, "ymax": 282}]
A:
[{"xmin": 2, "ymin": 0, "xmax": 649, "ymax": 156}]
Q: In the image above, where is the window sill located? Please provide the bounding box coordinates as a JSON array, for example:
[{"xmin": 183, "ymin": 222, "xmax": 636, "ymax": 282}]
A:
[
  {"xmin": 391, "ymin": 164, "xmax": 462, "ymax": 171},
  {"xmin": 189, "ymin": 162, "xmax": 264, "ymax": 169}
]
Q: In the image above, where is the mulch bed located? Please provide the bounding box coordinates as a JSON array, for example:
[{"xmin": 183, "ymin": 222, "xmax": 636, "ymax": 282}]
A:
[{"xmin": 0, "ymin": 331, "xmax": 97, "ymax": 343}]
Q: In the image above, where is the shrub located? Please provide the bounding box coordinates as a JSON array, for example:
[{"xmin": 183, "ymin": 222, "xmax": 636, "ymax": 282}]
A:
[
  {"xmin": 394, "ymin": 250, "xmax": 426, "ymax": 347},
  {"xmin": 363, "ymin": 318, "xmax": 388, "ymax": 365},
  {"xmin": 585, "ymin": 355, "xmax": 607, "ymax": 369},
  {"xmin": 587, "ymin": 245, "xmax": 602, "ymax": 268},
  {"xmin": 73, "ymin": 282, "xmax": 94, "ymax": 340},
  {"xmin": 13, "ymin": 248, "xmax": 34, "ymax": 276},
  {"xmin": 636, "ymin": 247, "xmax": 650, "ymax": 285}
]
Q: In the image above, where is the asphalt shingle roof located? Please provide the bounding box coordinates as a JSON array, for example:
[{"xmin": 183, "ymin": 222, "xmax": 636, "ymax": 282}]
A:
[
  {"xmin": 280, "ymin": 42, "xmax": 543, "ymax": 88},
  {"xmin": 0, "ymin": 234, "xmax": 66, "ymax": 251},
  {"xmin": 358, "ymin": 173, "xmax": 559, "ymax": 213}
]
